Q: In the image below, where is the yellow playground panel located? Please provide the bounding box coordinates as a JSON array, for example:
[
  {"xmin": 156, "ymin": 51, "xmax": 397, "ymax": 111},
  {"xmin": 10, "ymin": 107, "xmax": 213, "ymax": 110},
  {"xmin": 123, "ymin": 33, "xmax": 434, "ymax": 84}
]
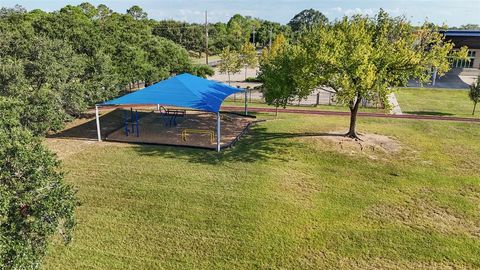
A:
[{"xmin": 181, "ymin": 129, "xmax": 215, "ymax": 144}]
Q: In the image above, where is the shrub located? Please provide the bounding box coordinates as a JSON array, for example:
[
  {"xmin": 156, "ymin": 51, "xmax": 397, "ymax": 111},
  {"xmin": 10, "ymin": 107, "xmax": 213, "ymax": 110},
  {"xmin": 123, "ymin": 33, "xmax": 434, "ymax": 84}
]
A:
[
  {"xmin": 245, "ymin": 77, "xmax": 262, "ymax": 83},
  {"xmin": 190, "ymin": 64, "xmax": 215, "ymax": 78}
]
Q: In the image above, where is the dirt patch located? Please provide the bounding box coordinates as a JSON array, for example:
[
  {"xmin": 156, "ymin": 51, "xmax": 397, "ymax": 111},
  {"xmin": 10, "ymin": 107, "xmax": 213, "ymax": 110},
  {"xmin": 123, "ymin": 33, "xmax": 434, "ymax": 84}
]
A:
[
  {"xmin": 300, "ymin": 250, "xmax": 472, "ymax": 270},
  {"xmin": 302, "ymin": 131, "xmax": 402, "ymax": 160},
  {"xmin": 324, "ymin": 132, "xmax": 400, "ymax": 153},
  {"xmin": 366, "ymin": 194, "xmax": 480, "ymax": 238},
  {"xmin": 43, "ymin": 138, "xmax": 96, "ymax": 160},
  {"xmin": 44, "ymin": 109, "xmax": 126, "ymax": 159},
  {"xmin": 334, "ymin": 256, "xmax": 470, "ymax": 270}
]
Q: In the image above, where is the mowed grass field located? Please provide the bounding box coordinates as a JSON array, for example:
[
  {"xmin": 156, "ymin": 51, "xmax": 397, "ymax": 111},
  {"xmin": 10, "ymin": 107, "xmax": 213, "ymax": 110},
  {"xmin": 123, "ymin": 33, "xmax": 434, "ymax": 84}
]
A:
[
  {"xmin": 44, "ymin": 113, "xmax": 480, "ymax": 269},
  {"xmin": 396, "ymin": 88, "xmax": 477, "ymax": 118}
]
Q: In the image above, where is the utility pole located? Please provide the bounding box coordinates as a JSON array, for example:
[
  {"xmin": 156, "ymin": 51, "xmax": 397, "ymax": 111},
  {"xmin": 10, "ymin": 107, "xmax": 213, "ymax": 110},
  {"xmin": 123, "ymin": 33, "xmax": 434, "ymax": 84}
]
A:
[
  {"xmin": 252, "ymin": 25, "xmax": 256, "ymax": 46},
  {"xmin": 269, "ymin": 28, "xmax": 272, "ymax": 48},
  {"xmin": 205, "ymin": 10, "xmax": 209, "ymax": 65}
]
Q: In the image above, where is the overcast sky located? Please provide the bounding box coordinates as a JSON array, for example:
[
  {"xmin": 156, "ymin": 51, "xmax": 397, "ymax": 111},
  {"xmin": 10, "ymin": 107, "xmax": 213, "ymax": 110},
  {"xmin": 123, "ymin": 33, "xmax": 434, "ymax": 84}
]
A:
[{"xmin": 2, "ymin": 0, "xmax": 480, "ymax": 26}]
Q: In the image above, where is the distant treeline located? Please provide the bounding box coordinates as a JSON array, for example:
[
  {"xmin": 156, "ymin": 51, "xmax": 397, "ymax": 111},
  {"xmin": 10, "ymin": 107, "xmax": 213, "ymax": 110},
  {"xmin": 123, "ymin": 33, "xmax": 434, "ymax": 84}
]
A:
[
  {"xmin": 0, "ymin": 4, "xmax": 212, "ymax": 134},
  {"xmin": 0, "ymin": 3, "xmax": 476, "ymax": 135},
  {"xmin": 0, "ymin": 3, "xmax": 305, "ymax": 134}
]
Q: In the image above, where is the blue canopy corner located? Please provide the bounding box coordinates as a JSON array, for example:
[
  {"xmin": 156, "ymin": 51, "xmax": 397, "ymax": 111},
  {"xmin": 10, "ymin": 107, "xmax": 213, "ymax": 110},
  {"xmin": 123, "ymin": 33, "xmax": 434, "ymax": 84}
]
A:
[{"xmin": 101, "ymin": 73, "xmax": 244, "ymax": 113}]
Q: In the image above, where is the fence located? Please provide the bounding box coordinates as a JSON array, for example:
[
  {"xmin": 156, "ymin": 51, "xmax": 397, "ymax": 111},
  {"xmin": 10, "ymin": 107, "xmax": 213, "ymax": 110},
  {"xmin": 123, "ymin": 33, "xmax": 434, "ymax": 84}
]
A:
[{"xmin": 227, "ymin": 88, "xmax": 384, "ymax": 109}]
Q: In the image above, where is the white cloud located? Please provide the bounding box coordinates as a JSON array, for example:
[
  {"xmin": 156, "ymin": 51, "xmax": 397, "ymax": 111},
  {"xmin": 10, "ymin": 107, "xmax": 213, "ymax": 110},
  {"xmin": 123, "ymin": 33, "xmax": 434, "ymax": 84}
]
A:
[
  {"xmin": 331, "ymin": 6, "xmax": 342, "ymax": 13},
  {"xmin": 343, "ymin": 8, "xmax": 374, "ymax": 16},
  {"xmin": 385, "ymin": 7, "xmax": 402, "ymax": 15}
]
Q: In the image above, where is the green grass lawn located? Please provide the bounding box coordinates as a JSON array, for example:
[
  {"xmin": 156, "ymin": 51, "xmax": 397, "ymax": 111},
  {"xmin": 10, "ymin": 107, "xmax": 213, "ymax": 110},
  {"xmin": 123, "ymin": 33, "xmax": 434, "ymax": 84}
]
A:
[
  {"xmin": 191, "ymin": 54, "xmax": 221, "ymax": 65},
  {"xmin": 223, "ymin": 100, "xmax": 386, "ymax": 113},
  {"xmin": 396, "ymin": 88, "xmax": 478, "ymax": 118},
  {"xmin": 44, "ymin": 113, "xmax": 480, "ymax": 269}
]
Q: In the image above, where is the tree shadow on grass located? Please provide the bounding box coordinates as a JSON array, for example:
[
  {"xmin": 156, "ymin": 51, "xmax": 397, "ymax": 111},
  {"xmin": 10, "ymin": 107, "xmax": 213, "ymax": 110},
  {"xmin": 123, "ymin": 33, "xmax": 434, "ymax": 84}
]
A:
[
  {"xmin": 48, "ymin": 109, "xmax": 146, "ymax": 141},
  {"xmin": 133, "ymin": 125, "xmax": 344, "ymax": 165},
  {"xmin": 50, "ymin": 109, "xmax": 343, "ymax": 165},
  {"xmin": 404, "ymin": 111, "xmax": 454, "ymax": 116}
]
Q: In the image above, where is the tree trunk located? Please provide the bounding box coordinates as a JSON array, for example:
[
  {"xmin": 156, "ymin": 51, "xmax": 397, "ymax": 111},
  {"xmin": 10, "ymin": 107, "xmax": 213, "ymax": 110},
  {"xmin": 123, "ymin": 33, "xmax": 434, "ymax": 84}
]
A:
[
  {"xmin": 245, "ymin": 66, "xmax": 248, "ymax": 80},
  {"xmin": 345, "ymin": 96, "xmax": 362, "ymax": 140},
  {"xmin": 275, "ymin": 105, "xmax": 278, "ymax": 116},
  {"xmin": 473, "ymin": 102, "xmax": 477, "ymax": 116},
  {"xmin": 228, "ymin": 73, "xmax": 231, "ymax": 86}
]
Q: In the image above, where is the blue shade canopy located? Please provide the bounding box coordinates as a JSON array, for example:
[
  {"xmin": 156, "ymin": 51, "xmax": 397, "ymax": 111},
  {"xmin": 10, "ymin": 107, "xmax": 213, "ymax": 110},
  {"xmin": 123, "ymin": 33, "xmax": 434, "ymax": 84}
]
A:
[{"xmin": 101, "ymin": 73, "xmax": 244, "ymax": 113}]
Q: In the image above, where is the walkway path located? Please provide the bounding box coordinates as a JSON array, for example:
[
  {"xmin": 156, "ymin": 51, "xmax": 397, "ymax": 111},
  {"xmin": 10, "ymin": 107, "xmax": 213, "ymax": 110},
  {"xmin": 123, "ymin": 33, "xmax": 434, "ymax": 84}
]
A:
[
  {"xmin": 387, "ymin": 93, "xmax": 402, "ymax": 115},
  {"xmin": 222, "ymin": 106, "xmax": 480, "ymax": 123}
]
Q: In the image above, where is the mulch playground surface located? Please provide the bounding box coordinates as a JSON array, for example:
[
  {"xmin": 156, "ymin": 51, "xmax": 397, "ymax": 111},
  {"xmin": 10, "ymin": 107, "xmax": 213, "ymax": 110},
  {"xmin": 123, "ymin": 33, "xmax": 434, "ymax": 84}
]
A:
[
  {"xmin": 222, "ymin": 106, "xmax": 480, "ymax": 123},
  {"xmin": 50, "ymin": 105, "xmax": 477, "ymax": 151},
  {"xmin": 50, "ymin": 108, "xmax": 253, "ymax": 150},
  {"xmin": 106, "ymin": 111, "xmax": 253, "ymax": 149}
]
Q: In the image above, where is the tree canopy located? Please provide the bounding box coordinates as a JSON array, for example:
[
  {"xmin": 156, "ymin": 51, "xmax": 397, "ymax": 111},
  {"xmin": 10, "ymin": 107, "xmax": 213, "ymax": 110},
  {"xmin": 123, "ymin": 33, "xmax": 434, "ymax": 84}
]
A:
[
  {"xmin": 261, "ymin": 10, "xmax": 467, "ymax": 138},
  {"xmin": 219, "ymin": 47, "xmax": 242, "ymax": 85},
  {"xmin": 0, "ymin": 3, "xmax": 199, "ymax": 135},
  {"xmin": 288, "ymin": 9, "xmax": 328, "ymax": 33},
  {"xmin": 240, "ymin": 42, "xmax": 258, "ymax": 79},
  {"xmin": 126, "ymin": 5, "xmax": 147, "ymax": 20},
  {"xmin": 0, "ymin": 97, "xmax": 77, "ymax": 269}
]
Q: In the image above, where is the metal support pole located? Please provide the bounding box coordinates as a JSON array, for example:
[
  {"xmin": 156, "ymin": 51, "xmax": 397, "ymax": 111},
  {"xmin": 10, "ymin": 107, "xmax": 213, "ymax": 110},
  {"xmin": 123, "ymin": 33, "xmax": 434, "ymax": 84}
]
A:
[
  {"xmin": 252, "ymin": 26, "xmax": 256, "ymax": 45},
  {"xmin": 205, "ymin": 10, "xmax": 209, "ymax": 65},
  {"xmin": 216, "ymin": 112, "xmax": 221, "ymax": 152},
  {"xmin": 157, "ymin": 104, "xmax": 160, "ymax": 111},
  {"xmin": 95, "ymin": 105, "xmax": 102, "ymax": 142},
  {"xmin": 244, "ymin": 90, "xmax": 248, "ymax": 115},
  {"xmin": 269, "ymin": 28, "xmax": 272, "ymax": 48}
]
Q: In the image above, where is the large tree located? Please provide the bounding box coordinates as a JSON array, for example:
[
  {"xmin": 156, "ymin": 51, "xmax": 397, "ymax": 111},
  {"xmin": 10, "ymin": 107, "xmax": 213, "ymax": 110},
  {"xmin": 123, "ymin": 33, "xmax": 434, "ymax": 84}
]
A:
[
  {"xmin": 255, "ymin": 20, "xmax": 291, "ymax": 48},
  {"xmin": 263, "ymin": 10, "xmax": 466, "ymax": 139},
  {"xmin": 261, "ymin": 45, "xmax": 307, "ymax": 115},
  {"xmin": 0, "ymin": 3, "xmax": 196, "ymax": 135},
  {"xmin": 153, "ymin": 21, "xmax": 205, "ymax": 57},
  {"xmin": 126, "ymin": 5, "xmax": 147, "ymax": 20},
  {"xmin": 259, "ymin": 33, "xmax": 287, "ymax": 66},
  {"xmin": 0, "ymin": 97, "xmax": 77, "ymax": 269},
  {"xmin": 288, "ymin": 9, "xmax": 328, "ymax": 33}
]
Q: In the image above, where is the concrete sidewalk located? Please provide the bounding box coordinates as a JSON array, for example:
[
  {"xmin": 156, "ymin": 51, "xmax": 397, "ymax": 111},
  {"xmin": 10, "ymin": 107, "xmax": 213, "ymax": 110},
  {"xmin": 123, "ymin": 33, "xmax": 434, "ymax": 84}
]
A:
[{"xmin": 388, "ymin": 93, "xmax": 402, "ymax": 115}]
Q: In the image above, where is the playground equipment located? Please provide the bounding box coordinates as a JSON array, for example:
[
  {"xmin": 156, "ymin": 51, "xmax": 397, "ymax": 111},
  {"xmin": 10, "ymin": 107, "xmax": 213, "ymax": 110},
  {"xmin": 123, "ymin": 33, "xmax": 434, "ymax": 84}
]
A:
[
  {"xmin": 181, "ymin": 129, "xmax": 215, "ymax": 144},
  {"xmin": 97, "ymin": 73, "xmax": 246, "ymax": 152},
  {"xmin": 158, "ymin": 106, "xmax": 186, "ymax": 127},
  {"xmin": 125, "ymin": 108, "xmax": 139, "ymax": 137}
]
